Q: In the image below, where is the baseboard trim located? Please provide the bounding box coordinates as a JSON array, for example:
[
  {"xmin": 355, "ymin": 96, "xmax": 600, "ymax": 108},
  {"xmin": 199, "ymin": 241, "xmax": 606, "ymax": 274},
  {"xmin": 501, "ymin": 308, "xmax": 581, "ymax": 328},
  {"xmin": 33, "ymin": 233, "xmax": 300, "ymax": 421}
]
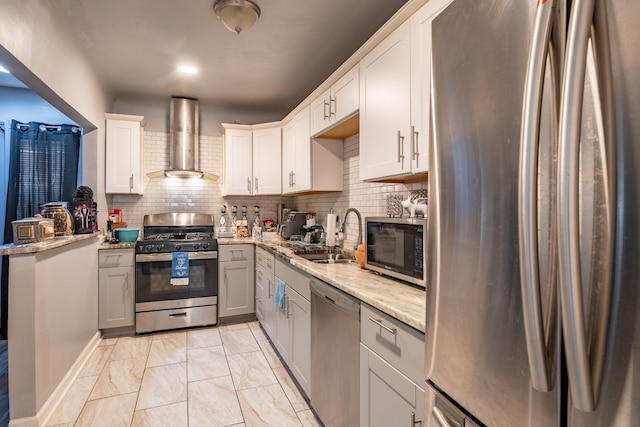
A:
[{"xmin": 9, "ymin": 331, "xmax": 101, "ymax": 427}]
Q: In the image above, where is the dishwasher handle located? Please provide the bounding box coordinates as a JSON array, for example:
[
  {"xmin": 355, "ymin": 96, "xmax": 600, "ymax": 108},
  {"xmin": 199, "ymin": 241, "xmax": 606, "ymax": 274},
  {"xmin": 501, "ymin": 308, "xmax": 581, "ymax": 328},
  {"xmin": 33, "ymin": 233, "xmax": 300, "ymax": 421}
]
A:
[{"xmin": 310, "ymin": 278, "xmax": 360, "ymax": 319}]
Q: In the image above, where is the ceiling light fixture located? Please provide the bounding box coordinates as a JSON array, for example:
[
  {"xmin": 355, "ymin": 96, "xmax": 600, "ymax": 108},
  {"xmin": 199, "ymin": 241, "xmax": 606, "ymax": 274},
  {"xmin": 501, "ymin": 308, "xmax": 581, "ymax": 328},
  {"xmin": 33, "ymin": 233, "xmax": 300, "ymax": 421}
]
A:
[
  {"xmin": 213, "ymin": 0, "xmax": 261, "ymax": 34},
  {"xmin": 177, "ymin": 65, "xmax": 198, "ymax": 74}
]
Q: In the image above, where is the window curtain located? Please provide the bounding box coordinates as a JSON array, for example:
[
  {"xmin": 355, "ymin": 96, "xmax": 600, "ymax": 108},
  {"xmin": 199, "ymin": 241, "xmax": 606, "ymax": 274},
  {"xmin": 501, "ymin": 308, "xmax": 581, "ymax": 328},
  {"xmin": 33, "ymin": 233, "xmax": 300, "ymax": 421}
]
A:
[{"xmin": 1, "ymin": 120, "xmax": 81, "ymax": 339}]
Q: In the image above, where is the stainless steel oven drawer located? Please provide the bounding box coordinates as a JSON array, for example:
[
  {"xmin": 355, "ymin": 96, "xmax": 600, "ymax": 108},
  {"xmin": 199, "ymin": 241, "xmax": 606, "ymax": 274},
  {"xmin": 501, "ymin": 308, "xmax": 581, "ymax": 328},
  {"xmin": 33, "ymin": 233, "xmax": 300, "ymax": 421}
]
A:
[{"xmin": 136, "ymin": 305, "xmax": 217, "ymax": 333}]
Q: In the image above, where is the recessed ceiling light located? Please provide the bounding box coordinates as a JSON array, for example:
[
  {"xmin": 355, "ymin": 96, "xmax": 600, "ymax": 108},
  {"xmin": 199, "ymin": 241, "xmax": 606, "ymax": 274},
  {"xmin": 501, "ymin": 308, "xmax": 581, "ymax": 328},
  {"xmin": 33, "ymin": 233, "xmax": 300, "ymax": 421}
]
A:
[
  {"xmin": 177, "ymin": 65, "xmax": 198, "ymax": 74},
  {"xmin": 0, "ymin": 65, "xmax": 9, "ymax": 73}
]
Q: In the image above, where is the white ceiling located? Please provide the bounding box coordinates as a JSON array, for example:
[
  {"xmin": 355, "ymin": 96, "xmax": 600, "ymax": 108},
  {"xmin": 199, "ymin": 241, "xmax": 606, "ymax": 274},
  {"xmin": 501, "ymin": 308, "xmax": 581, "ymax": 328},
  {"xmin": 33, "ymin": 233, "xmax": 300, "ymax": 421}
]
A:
[{"xmin": 41, "ymin": 0, "xmax": 408, "ymax": 118}]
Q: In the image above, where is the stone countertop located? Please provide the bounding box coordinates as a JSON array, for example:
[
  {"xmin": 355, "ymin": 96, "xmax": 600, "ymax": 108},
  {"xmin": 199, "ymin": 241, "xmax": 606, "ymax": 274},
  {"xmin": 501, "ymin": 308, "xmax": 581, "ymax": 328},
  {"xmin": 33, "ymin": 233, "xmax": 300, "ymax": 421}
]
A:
[
  {"xmin": 219, "ymin": 237, "xmax": 426, "ymax": 333},
  {"xmin": 98, "ymin": 241, "xmax": 137, "ymax": 250},
  {"xmin": 0, "ymin": 232, "xmax": 101, "ymax": 255}
]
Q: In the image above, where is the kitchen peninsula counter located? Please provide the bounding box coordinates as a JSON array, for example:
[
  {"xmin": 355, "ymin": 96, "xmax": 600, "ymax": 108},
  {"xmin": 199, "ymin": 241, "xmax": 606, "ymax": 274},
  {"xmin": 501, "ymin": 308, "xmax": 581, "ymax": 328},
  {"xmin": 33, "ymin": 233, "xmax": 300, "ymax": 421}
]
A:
[
  {"xmin": 218, "ymin": 238, "xmax": 426, "ymax": 333},
  {"xmin": 4, "ymin": 233, "xmax": 100, "ymax": 425},
  {"xmin": 0, "ymin": 232, "xmax": 101, "ymax": 255}
]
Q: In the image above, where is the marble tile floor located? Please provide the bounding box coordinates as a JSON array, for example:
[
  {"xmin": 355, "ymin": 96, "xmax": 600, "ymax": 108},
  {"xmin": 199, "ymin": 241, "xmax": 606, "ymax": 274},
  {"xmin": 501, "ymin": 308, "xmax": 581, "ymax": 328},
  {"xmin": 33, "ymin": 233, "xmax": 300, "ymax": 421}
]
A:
[{"xmin": 44, "ymin": 322, "xmax": 323, "ymax": 427}]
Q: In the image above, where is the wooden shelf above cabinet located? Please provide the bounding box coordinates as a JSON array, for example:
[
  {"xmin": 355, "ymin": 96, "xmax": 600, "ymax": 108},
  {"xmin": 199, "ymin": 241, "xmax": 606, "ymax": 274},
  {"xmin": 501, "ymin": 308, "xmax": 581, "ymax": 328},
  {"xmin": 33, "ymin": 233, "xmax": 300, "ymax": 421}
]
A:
[{"xmin": 315, "ymin": 113, "xmax": 359, "ymax": 140}]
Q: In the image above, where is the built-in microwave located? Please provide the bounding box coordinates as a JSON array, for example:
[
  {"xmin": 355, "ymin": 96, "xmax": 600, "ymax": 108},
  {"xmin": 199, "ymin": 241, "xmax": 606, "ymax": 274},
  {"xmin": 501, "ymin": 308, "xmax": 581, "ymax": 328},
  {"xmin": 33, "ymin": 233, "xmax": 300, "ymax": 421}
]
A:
[{"xmin": 365, "ymin": 217, "xmax": 426, "ymax": 287}]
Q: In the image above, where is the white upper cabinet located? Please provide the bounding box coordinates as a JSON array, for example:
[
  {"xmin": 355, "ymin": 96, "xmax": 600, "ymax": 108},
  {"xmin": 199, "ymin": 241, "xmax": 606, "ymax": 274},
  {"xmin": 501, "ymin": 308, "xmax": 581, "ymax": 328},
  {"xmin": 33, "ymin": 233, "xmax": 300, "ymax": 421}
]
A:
[
  {"xmin": 359, "ymin": 21, "xmax": 412, "ymax": 181},
  {"xmin": 282, "ymin": 106, "xmax": 343, "ymax": 195},
  {"xmin": 252, "ymin": 126, "xmax": 282, "ymax": 195},
  {"xmin": 222, "ymin": 123, "xmax": 282, "ymax": 196},
  {"xmin": 310, "ymin": 65, "xmax": 360, "ymax": 137},
  {"xmin": 222, "ymin": 126, "xmax": 253, "ymax": 196},
  {"xmin": 105, "ymin": 114, "xmax": 145, "ymax": 194},
  {"xmin": 411, "ymin": 0, "xmax": 452, "ymax": 174},
  {"xmin": 359, "ymin": 0, "xmax": 451, "ymax": 181}
]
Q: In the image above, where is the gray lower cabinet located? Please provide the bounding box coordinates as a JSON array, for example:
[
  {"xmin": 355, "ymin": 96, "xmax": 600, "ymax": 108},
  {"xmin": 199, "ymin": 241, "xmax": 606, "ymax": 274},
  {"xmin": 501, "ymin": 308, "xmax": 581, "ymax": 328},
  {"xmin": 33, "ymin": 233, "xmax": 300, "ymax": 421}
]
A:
[
  {"xmin": 219, "ymin": 244, "xmax": 255, "ymax": 319},
  {"xmin": 268, "ymin": 257, "xmax": 311, "ymax": 396},
  {"xmin": 285, "ymin": 286, "xmax": 311, "ymax": 395},
  {"xmin": 360, "ymin": 303, "xmax": 426, "ymax": 427},
  {"xmin": 98, "ymin": 249, "xmax": 134, "ymax": 329},
  {"xmin": 255, "ymin": 247, "xmax": 275, "ymax": 337}
]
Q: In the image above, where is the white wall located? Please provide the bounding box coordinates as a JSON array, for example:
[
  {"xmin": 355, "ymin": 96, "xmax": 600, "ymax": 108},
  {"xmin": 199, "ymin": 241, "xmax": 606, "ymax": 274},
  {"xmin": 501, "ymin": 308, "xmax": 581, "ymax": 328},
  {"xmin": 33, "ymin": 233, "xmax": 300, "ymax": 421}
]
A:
[
  {"xmin": 8, "ymin": 237, "xmax": 99, "ymax": 422},
  {"xmin": 0, "ymin": 87, "xmax": 78, "ymax": 126}
]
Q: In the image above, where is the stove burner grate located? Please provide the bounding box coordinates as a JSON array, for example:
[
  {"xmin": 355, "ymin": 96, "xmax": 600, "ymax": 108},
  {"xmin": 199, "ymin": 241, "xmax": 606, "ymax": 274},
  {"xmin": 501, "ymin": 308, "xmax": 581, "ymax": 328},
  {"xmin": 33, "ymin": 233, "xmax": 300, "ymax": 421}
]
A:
[{"xmin": 143, "ymin": 232, "xmax": 214, "ymax": 241}]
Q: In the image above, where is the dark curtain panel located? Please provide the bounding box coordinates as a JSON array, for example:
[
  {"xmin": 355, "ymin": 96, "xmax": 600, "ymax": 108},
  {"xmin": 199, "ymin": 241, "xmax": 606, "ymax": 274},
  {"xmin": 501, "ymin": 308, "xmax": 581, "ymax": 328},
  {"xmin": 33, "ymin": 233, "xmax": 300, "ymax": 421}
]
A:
[{"xmin": 1, "ymin": 120, "xmax": 81, "ymax": 339}]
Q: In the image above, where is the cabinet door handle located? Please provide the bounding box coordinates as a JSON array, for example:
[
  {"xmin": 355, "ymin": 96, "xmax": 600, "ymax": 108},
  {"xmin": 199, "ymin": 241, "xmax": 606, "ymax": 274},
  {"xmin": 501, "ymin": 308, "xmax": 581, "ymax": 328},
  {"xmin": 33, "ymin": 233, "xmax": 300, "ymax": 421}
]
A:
[
  {"xmin": 397, "ymin": 131, "xmax": 405, "ymax": 168},
  {"xmin": 169, "ymin": 312, "xmax": 187, "ymax": 318},
  {"xmin": 292, "ymin": 172, "xmax": 295, "ymax": 187},
  {"xmin": 129, "ymin": 174, "xmax": 133, "ymax": 191},
  {"xmin": 323, "ymin": 99, "xmax": 330, "ymax": 120},
  {"xmin": 411, "ymin": 411, "xmax": 422, "ymax": 427},
  {"xmin": 254, "ymin": 177, "xmax": 258, "ymax": 193},
  {"xmin": 369, "ymin": 317, "xmax": 397, "ymax": 335},
  {"xmin": 268, "ymin": 279, "xmax": 272, "ymax": 299},
  {"xmin": 412, "ymin": 125, "xmax": 420, "ymax": 161},
  {"xmin": 329, "ymin": 96, "xmax": 336, "ymax": 117},
  {"xmin": 247, "ymin": 177, "xmax": 251, "ymax": 193},
  {"xmin": 285, "ymin": 294, "xmax": 292, "ymax": 318}
]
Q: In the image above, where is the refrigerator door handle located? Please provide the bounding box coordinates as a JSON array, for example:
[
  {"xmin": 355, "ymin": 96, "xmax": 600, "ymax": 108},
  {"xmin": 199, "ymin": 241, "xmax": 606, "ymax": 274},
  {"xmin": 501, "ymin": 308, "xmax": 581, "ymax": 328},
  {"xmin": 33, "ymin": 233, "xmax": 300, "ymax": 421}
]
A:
[
  {"xmin": 431, "ymin": 407, "xmax": 454, "ymax": 427},
  {"xmin": 558, "ymin": 0, "xmax": 614, "ymax": 413},
  {"xmin": 518, "ymin": 0, "xmax": 557, "ymax": 393}
]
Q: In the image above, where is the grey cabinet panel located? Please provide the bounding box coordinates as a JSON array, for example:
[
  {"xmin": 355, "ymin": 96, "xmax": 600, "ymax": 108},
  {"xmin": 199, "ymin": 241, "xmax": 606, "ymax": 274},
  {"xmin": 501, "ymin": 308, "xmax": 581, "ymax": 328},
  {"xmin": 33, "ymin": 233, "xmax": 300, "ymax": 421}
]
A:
[
  {"xmin": 288, "ymin": 287, "xmax": 311, "ymax": 396},
  {"xmin": 361, "ymin": 303, "xmax": 424, "ymax": 385},
  {"xmin": 360, "ymin": 344, "xmax": 425, "ymax": 427},
  {"xmin": 98, "ymin": 249, "xmax": 134, "ymax": 329},
  {"xmin": 219, "ymin": 245, "xmax": 255, "ymax": 318}
]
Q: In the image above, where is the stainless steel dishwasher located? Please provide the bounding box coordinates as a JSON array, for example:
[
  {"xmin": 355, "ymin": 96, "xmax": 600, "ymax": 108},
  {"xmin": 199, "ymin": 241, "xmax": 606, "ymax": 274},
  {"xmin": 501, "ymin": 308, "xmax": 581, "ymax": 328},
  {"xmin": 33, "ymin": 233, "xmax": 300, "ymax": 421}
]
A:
[{"xmin": 310, "ymin": 278, "xmax": 360, "ymax": 427}]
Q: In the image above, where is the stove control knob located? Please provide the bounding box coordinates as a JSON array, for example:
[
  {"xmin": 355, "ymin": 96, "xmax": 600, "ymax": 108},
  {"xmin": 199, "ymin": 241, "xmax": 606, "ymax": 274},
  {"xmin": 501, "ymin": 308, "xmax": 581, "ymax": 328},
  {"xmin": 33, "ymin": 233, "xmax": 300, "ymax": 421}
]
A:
[
  {"xmin": 175, "ymin": 245, "xmax": 182, "ymax": 251},
  {"xmin": 193, "ymin": 244, "xmax": 200, "ymax": 251},
  {"xmin": 156, "ymin": 244, "xmax": 164, "ymax": 252},
  {"xmin": 202, "ymin": 242, "xmax": 209, "ymax": 250},
  {"xmin": 146, "ymin": 245, "xmax": 153, "ymax": 252}
]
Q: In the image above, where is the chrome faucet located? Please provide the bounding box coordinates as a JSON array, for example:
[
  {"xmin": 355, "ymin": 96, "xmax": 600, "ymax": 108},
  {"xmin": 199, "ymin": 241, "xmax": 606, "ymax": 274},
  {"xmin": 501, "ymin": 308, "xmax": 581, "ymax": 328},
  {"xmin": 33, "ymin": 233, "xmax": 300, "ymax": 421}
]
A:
[{"xmin": 338, "ymin": 208, "xmax": 363, "ymax": 248}]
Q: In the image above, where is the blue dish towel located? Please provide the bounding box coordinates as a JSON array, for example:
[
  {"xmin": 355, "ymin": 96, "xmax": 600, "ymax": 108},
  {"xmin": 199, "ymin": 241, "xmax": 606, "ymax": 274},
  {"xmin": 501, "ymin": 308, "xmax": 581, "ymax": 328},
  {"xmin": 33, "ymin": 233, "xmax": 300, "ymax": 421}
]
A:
[
  {"xmin": 171, "ymin": 252, "xmax": 189, "ymax": 286},
  {"xmin": 275, "ymin": 278, "xmax": 285, "ymax": 309}
]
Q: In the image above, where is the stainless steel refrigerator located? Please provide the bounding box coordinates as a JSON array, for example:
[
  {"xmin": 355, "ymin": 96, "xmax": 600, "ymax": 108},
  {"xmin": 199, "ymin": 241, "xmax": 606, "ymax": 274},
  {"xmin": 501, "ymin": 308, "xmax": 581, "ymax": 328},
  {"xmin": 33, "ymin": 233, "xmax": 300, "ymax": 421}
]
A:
[{"xmin": 425, "ymin": 0, "xmax": 640, "ymax": 425}]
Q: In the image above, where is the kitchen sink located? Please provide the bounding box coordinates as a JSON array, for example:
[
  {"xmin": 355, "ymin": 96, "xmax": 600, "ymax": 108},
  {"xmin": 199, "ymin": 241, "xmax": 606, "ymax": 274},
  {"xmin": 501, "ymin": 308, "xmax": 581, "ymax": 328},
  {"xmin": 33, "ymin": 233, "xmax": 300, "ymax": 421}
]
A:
[{"xmin": 295, "ymin": 252, "xmax": 355, "ymax": 264}]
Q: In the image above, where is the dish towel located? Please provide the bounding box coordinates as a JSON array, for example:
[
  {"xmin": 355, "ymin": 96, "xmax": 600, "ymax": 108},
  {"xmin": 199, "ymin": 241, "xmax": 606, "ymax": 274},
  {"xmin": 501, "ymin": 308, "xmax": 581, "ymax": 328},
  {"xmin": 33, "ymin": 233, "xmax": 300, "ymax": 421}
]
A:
[
  {"xmin": 171, "ymin": 252, "xmax": 189, "ymax": 286},
  {"xmin": 275, "ymin": 278, "xmax": 285, "ymax": 309}
]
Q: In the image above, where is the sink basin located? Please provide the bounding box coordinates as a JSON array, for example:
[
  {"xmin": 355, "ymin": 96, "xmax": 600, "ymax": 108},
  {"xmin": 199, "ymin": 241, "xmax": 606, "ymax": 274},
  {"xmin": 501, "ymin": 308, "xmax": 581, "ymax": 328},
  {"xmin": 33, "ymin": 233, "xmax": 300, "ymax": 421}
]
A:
[{"xmin": 296, "ymin": 252, "xmax": 354, "ymax": 264}]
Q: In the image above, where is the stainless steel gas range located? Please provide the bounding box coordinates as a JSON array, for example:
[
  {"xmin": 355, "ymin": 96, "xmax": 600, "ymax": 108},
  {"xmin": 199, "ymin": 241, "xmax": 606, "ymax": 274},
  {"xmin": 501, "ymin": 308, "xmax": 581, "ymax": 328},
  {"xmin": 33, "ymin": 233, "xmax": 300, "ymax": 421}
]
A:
[{"xmin": 135, "ymin": 212, "xmax": 218, "ymax": 334}]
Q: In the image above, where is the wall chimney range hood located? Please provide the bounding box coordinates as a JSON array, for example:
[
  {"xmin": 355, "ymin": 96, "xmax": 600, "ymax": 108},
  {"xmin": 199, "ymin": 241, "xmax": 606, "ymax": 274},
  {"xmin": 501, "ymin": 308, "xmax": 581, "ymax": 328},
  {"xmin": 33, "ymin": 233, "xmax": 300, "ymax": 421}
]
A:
[{"xmin": 149, "ymin": 97, "xmax": 218, "ymax": 180}]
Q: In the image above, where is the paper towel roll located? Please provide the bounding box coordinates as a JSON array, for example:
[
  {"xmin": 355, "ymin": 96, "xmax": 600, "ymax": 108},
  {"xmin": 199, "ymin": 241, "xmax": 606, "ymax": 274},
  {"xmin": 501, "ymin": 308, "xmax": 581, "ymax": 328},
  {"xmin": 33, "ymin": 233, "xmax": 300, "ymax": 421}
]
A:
[{"xmin": 326, "ymin": 213, "xmax": 337, "ymax": 246}]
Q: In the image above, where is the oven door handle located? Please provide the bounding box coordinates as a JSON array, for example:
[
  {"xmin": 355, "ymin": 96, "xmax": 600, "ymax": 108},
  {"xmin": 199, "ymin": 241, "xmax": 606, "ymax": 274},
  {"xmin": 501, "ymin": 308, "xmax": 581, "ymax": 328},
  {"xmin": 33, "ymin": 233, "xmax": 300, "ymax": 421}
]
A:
[{"xmin": 136, "ymin": 251, "xmax": 218, "ymax": 262}]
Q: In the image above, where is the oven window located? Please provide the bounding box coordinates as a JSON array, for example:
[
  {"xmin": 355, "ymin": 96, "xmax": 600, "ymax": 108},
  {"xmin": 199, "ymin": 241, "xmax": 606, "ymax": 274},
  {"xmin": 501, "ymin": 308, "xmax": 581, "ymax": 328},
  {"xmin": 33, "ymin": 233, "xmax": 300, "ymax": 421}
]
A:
[{"xmin": 136, "ymin": 257, "xmax": 218, "ymax": 303}]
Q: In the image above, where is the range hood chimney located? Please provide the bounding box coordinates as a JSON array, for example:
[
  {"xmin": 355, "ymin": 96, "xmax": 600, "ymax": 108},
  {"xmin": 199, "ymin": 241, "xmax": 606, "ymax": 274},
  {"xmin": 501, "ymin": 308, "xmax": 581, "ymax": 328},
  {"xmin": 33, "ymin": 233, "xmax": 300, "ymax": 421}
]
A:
[{"xmin": 161, "ymin": 97, "xmax": 217, "ymax": 180}]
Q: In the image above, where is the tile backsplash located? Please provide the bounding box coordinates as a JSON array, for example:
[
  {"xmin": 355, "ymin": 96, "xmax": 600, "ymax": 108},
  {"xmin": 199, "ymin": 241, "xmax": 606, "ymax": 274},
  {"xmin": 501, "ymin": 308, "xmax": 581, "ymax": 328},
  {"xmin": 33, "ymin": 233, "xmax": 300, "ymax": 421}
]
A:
[{"xmin": 109, "ymin": 131, "xmax": 426, "ymax": 246}]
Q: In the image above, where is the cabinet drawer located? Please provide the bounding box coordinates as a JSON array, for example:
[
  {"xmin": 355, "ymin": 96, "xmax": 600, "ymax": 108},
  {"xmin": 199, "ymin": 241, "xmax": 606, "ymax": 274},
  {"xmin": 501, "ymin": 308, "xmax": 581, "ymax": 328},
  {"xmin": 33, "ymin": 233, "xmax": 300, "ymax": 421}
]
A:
[
  {"xmin": 360, "ymin": 303, "xmax": 425, "ymax": 385},
  {"xmin": 255, "ymin": 247, "xmax": 275, "ymax": 273},
  {"xmin": 219, "ymin": 244, "xmax": 253, "ymax": 262},
  {"xmin": 99, "ymin": 249, "xmax": 134, "ymax": 268},
  {"xmin": 275, "ymin": 258, "xmax": 310, "ymax": 301}
]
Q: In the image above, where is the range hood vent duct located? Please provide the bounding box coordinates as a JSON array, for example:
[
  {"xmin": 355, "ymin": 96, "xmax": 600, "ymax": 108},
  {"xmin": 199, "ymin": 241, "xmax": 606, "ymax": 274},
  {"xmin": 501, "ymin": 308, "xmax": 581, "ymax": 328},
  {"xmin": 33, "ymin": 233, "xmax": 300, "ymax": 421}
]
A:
[{"xmin": 159, "ymin": 97, "xmax": 217, "ymax": 180}]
